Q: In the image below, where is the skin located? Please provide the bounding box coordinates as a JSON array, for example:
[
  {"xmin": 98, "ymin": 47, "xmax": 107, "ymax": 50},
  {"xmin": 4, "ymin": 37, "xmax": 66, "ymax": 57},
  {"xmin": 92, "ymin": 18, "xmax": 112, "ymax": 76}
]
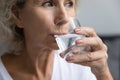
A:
[{"xmin": 1, "ymin": 0, "xmax": 113, "ymax": 80}]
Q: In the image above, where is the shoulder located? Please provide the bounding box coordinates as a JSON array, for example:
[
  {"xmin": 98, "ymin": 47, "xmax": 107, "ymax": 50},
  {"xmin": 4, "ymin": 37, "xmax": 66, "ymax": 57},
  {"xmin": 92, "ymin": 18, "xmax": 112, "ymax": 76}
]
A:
[{"xmin": 0, "ymin": 56, "xmax": 13, "ymax": 80}]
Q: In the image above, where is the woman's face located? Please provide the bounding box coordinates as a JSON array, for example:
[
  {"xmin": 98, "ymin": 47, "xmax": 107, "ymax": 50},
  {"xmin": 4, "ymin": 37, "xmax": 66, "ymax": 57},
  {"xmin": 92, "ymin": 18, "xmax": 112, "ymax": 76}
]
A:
[{"xmin": 17, "ymin": 0, "xmax": 76, "ymax": 49}]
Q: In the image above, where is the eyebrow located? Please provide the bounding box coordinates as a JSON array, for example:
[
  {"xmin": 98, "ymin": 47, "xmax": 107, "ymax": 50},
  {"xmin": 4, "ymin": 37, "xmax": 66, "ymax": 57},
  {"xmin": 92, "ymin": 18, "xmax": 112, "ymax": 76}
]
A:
[
  {"xmin": 33, "ymin": 0, "xmax": 44, "ymax": 3},
  {"xmin": 33, "ymin": 0, "xmax": 77, "ymax": 5}
]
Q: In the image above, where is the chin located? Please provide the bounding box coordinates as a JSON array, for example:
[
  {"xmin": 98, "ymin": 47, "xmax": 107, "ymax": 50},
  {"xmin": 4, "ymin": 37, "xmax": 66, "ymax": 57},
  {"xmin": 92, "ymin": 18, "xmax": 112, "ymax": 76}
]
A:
[
  {"xmin": 45, "ymin": 35, "xmax": 59, "ymax": 50},
  {"xmin": 49, "ymin": 43, "xmax": 59, "ymax": 50}
]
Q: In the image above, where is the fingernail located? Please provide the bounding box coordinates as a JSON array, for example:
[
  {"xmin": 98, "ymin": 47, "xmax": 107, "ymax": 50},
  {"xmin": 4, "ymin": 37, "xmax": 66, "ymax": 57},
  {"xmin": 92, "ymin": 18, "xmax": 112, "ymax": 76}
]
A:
[
  {"xmin": 72, "ymin": 52, "xmax": 78, "ymax": 55},
  {"xmin": 76, "ymin": 39, "xmax": 83, "ymax": 43},
  {"xmin": 60, "ymin": 53, "xmax": 65, "ymax": 58},
  {"xmin": 75, "ymin": 28, "xmax": 81, "ymax": 32},
  {"xmin": 66, "ymin": 56, "xmax": 74, "ymax": 61}
]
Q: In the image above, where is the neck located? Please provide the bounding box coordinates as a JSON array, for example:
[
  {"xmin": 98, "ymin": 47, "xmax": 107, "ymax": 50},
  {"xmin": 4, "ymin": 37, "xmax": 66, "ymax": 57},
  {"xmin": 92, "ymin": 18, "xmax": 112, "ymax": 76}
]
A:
[
  {"xmin": 19, "ymin": 35, "xmax": 57, "ymax": 79},
  {"xmin": 20, "ymin": 45, "xmax": 54, "ymax": 79}
]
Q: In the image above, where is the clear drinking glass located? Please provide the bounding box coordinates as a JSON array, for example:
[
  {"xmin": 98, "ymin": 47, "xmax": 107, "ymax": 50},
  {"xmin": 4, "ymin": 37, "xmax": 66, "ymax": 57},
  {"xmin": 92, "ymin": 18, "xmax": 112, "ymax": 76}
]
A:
[{"xmin": 55, "ymin": 17, "xmax": 85, "ymax": 59}]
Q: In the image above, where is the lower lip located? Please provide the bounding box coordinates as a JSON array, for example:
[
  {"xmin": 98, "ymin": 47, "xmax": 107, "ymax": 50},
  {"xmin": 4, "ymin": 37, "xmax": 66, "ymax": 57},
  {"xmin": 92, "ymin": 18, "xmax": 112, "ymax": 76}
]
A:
[{"xmin": 49, "ymin": 35, "xmax": 56, "ymax": 42}]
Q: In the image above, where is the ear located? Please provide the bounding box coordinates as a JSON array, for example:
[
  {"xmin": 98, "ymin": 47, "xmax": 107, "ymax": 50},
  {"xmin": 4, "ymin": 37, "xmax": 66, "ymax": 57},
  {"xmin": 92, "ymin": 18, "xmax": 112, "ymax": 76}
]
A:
[{"xmin": 12, "ymin": 5, "xmax": 24, "ymax": 28}]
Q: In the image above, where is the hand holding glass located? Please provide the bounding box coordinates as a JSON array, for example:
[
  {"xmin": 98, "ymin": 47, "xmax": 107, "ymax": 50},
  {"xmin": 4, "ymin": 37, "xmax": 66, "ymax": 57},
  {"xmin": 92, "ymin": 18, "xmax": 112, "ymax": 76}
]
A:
[{"xmin": 55, "ymin": 17, "xmax": 85, "ymax": 59}]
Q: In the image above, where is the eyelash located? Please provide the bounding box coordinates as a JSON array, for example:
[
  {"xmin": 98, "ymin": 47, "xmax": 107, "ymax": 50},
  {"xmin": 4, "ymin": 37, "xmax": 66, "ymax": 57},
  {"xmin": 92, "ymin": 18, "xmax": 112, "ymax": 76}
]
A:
[
  {"xmin": 65, "ymin": 1, "xmax": 74, "ymax": 8},
  {"xmin": 42, "ymin": 1, "xmax": 74, "ymax": 8},
  {"xmin": 42, "ymin": 1, "xmax": 55, "ymax": 7}
]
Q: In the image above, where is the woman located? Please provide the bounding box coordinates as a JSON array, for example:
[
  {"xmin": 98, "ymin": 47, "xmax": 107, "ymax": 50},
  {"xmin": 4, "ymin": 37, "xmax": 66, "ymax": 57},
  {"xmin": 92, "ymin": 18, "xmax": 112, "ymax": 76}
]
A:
[{"xmin": 0, "ymin": 0, "xmax": 113, "ymax": 80}]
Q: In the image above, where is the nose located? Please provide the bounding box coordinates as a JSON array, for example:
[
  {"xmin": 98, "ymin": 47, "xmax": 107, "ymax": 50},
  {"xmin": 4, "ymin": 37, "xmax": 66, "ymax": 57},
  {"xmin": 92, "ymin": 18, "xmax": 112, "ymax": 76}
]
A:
[{"xmin": 54, "ymin": 5, "xmax": 69, "ymax": 25}]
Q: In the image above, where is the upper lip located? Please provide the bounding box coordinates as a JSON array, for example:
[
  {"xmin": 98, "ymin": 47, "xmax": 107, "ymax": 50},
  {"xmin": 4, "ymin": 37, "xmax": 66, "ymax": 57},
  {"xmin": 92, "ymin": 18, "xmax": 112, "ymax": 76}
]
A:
[
  {"xmin": 55, "ymin": 18, "xmax": 69, "ymax": 26},
  {"xmin": 49, "ymin": 18, "xmax": 69, "ymax": 36},
  {"xmin": 50, "ymin": 33, "xmax": 66, "ymax": 36}
]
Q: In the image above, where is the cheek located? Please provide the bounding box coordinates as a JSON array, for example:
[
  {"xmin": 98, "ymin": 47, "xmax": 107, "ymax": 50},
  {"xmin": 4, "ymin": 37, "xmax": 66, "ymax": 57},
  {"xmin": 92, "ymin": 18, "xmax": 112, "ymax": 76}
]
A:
[
  {"xmin": 68, "ymin": 9, "xmax": 76, "ymax": 17},
  {"xmin": 22, "ymin": 8, "xmax": 54, "ymax": 32},
  {"xmin": 21, "ymin": 10, "xmax": 54, "ymax": 42}
]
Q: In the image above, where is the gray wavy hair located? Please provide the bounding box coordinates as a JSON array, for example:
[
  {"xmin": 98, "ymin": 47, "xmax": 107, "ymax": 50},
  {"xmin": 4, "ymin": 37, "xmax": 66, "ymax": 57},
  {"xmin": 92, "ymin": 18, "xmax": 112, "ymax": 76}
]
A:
[
  {"xmin": 0, "ymin": 0, "xmax": 26, "ymax": 56},
  {"xmin": 0, "ymin": 0, "xmax": 80, "ymax": 56}
]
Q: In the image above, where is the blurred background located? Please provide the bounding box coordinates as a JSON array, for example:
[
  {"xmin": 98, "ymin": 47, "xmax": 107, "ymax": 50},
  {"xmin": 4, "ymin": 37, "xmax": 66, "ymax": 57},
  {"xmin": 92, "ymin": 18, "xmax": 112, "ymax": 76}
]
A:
[
  {"xmin": 0, "ymin": 0, "xmax": 119, "ymax": 80},
  {"xmin": 77, "ymin": 0, "xmax": 120, "ymax": 80}
]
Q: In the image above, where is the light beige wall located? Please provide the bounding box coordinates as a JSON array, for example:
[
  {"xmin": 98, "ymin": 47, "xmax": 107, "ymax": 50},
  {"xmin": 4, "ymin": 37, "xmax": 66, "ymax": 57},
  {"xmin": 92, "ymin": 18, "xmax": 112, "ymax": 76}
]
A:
[{"xmin": 77, "ymin": 0, "xmax": 120, "ymax": 36}]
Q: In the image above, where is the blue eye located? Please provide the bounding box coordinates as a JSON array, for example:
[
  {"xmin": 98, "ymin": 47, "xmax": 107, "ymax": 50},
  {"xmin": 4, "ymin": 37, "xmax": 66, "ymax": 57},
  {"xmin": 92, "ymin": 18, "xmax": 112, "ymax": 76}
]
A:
[
  {"xmin": 65, "ymin": 1, "xmax": 74, "ymax": 8},
  {"xmin": 42, "ymin": 1, "xmax": 54, "ymax": 7}
]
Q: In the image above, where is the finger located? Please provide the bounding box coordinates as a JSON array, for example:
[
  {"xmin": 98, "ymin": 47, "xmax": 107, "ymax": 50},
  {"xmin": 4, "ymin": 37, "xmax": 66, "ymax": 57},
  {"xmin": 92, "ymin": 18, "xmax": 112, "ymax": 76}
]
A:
[
  {"xmin": 60, "ymin": 46, "xmax": 85, "ymax": 58},
  {"xmin": 72, "ymin": 47, "xmax": 81, "ymax": 54},
  {"xmin": 76, "ymin": 60, "xmax": 102, "ymax": 67},
  {"xmin": 60, "ymin": 45, "xmax": 76, "ymax": 58},
  {"xmin": 66, "ymin": 50, "xmax": 108, "ymax": 63},
  {"xmin": 75, "ymin": 27, "xmax": 97, "ymax": 37},
  {"xmin": 76, "ymin": 37, "xmax": 104, "ymax": 51}
]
